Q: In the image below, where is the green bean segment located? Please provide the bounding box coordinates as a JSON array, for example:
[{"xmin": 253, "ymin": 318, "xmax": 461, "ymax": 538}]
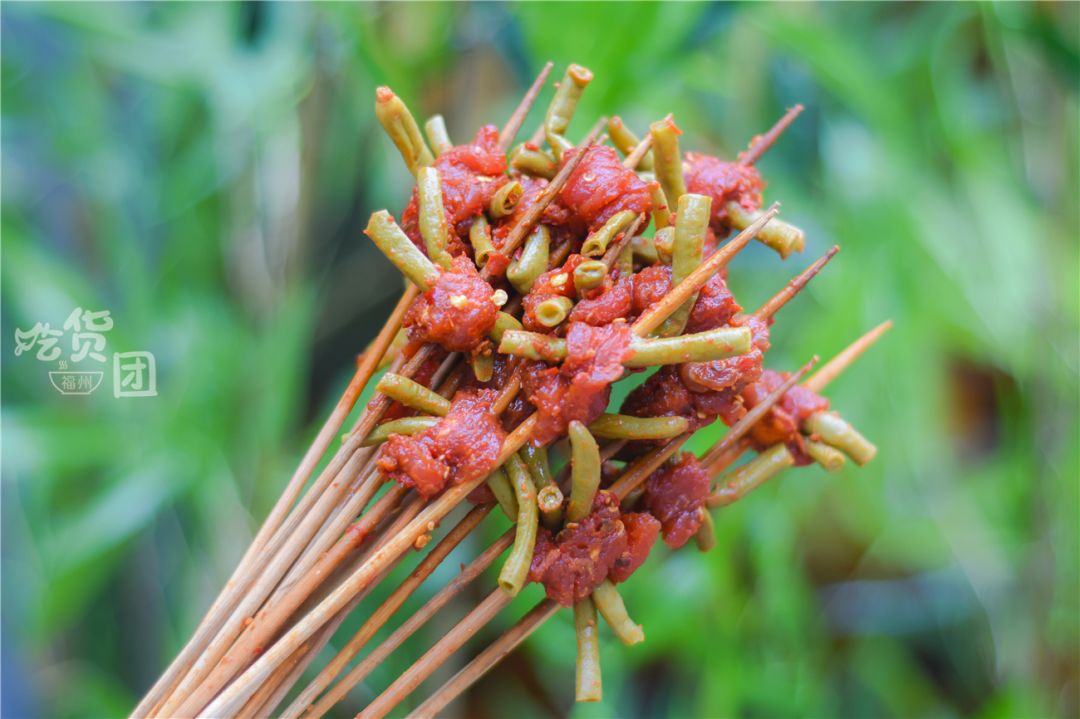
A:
[
  {"xmin": 647, "ymin": 179, "xmax": 673, "ymax": 229},
  {"xmin": 653, "ymin": 227, "xmax": 675, "ymax": 264},
  {"xmin": 805, "ymin": 439, "xmax": 846, "ymax": 471},
  {"xmin": 712, "ymin": 444, "xmax": 795, "ymax": 507},
  {"xmin": 616, "ymin": 242, "xmax": 634, "ymax": 278},
  {"xmin": 361, "ymin": 416, "xmax": 440, "ymax": 446},
  {"xmin": 624, "ymin": 326, "xmax": 751, "ymax": 367},
  {"xmin": 658, "ymin": 193, "xmax": 711, "ymax": 336},
  {"xmin": 574, "ymin": 597, "xmax": 602, "ymax": 702},
  {"xmin": 567, "ymin": 420, "xmax": 601, "ymax": 523},
  {"xmin": 582, "ymin": 210, "xmax": 636, "ymax": 257},
  {"xmin": 374, "ymin": 86, "xmax": 434, "ymax": 176},
  {"xmin": 588, "ymin": 413, "xmax": 690, "ymax": 440},
  {"xmin": 804, "ymin": 411, "xmax": 877, "ymax": 466},
  {"xmin": 490, "ymin": 312, "xmax": 524, "ymax": 344},
  {"xmin": 416, "ymin": 167, "xmax": 453, "ymax": 269},
  {"xmin": 509, "ymin": 144, "xmax": 557, "ymax": 179},
  {"xmin": 694, "ymin": 509, "xmax": 717, "ymax": 552},
  {"xmin": 727, "ymin": 201, "xmax": 805, "ymax": 259},
  {"xmin": 498, "ymin": 455, "xmax": 539, "ymax": 596},
  {"xmin": 364, "ymin": 210, "xmax": 442, "ymax": 289},
  {"xmin": 507, "ymin": 225, "xmax": 551, "ymax": 294},
  {"xmin": 608, "ymin": 116, "xmax": 653, "ymax": 171},
  {"xmin": 573, "ymin": 260, "xmax": 608, "ymax": 293},
  {"xmin": 649, "ymin": 116, "xmax": 686, "ymax": 210},
  {"xmin": 424, "ymin": 114, "xmax": 452, "ymax": 156},
  {"xmin": 471, "ymin": 351, "xmax": 494, "ymax": 383},
  {"xmin": 489, "ymin": 180, "xmax": 523, "ymax": 219},
  {"xmin": 534, "ymin": 296, "xmax": 574, "ymax": 328},
  {"xmin": 499, "ymin": 326, "xmax": 750, "ymax": 367},
  {"xmin": 469, "ymin": 215, "xmax": 496, "ymax": 268},
  {"xmin": 486, "ymin": 467, "xmax": 519, "ymax": 520},
  {"xmin": 592, "ymin": 580, "xmax": 644, "ymax": 645},
  {"xmin": 521, "ymin": 444, "xmax": 554, "ymax": 489},
  {"xmin": 546, "ymin": 64, "xmax": 593, "ymax": 160},
  {"xmin": 536, "ymin": 484, "xmax": 565, "ymax": 530},
  {"xmin": 631, "ymin": 233, "xmax": 660, "ymax": 265},
  {"xmin": 375, "ymin": 373, "xmax": 451, "ymax": 417}
]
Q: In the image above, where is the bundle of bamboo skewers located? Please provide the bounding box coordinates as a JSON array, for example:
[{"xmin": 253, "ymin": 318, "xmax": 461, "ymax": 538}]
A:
[{"xmin": 133, "ymin": 61, "xmax": 891, "ymax": 718}]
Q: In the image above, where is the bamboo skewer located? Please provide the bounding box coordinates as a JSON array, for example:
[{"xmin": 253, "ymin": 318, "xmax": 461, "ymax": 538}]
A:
[
  {"xmin": 739, "ymin": 104, "xmax": 804, "ymax": 166},
  {"xmin": 499, "ymin": 62, "xmax": 554, "ymax": 152}
]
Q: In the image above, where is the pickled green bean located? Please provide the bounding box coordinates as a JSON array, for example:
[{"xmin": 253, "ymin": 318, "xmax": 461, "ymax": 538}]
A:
[
  {"xmin": 469, "ymin": 215, "xmax": 496, "ymax": 268},
  {"xmin": 486, "ymin": 467, "xmax": 518, "ymax": 520},
  {"xmin": 573, "ymin": 260, "xmax": 608, "ymax": 293},
  {"xmin": 588, "ymin": 413, "xmax": 690, "ymax": 440},
  {"xmin": 364, "ymin": 210, "xmax": 442, "ymax": 289},
  {"xmin": 653, "ymin": 227, "xmax": 675, "ymax": 264},
  {"xmin": 424, "ymin": 114, "xmax": 452, "ymax": 156},
  {"xmin": 649, "ymin": 115, "xmax": 686, "ymax": 210},
  {"xmin": 534, "ymin": 296, "xmax": 574, "ymax": 328},
  {"xmin": 574, "ymin": 597, "xmax": 602, "ymax": 702},
  {"xmin": 805, "ymin": 439, "xmax": 847, "ymax": 472},
  {"xmin": 804, "ymin": 411, "xmax": 877, "ymax": 466},
  {"xmin": 490, "ymin": 311, "xmax": 524, "ymax": 344},
  {"xmin": 375, "ymin": 373, "xmax": 451, "ymax": 417},
  {"xmin": 581, "ymin": 210, "xmax": 636, "ymax": 257},
  {"xmin": 536, "ymin": 484, "xmax": 565, "ymax": 530},
  {"xmin": 648, "ymin": 178, "xmax": 673, "ymax": 229},
  {"xmin": 607, "ymin": 117, "xmax": 653, "ymax": 171},
  {"xmin": 658, "ymin": 193, "xmax": 711, "ymax": 337},
  {"xmin": 521, "ymin": 444, "xmax": 554, "ymax": 489},
  {"xmin": 361, "ymin": 416, "xmax": 440, "ymax": 446},
  {"xmin": 506, "ymin": 225, "xmax": 551, "ymax": 294},
  {"xmin": 498, "ymin": 455, "xmax": 540, "ymax": 596},
  {"xmin": 471, "ymin": 351, "xmax": 494, "ymax": 383},
  {"xmin": 509, "ymin": 143, "xmax": 556, "ymax": 179},
  {"xmin": 374, "ymin": 86, "xmax": 434, "ymax": 176},
  {"xmin": 727, "ymin": 201, "xmax": 805, "ymax": 259},
  {"xmin": 498, "ymin": 331, "xmax": 565, "ymax": 363},
  {"xmin": 616, "ymin": 242, "xmax": 634, "ymax": 278},
  {"xmin": 546, "ymin": 64, "xmax": 593, "ymax": 160},
  {"xmin": 694, "ymin": 509, "xmax": 716, "ymax": 552},
  {"xmin": 711, "ymin": 444, "xmax": 795, "ymax": 507},
  {"xmin": 592, "ymin": 580, "xmax": 644, "ymax": 645},
  {"xmin": 624, "ymin": 326, "xmax": 751, "ymax": 367},
  {"xmin": 416, "ymin": 167, "xmax": 453, "ymax": 269},
  {"xmin": 567, "ymin": 420, "xmax": 601, "ymax": 523},
  {"xmin": 499, "ymin": 326, "xmax": 750, "ymax": 367},
  {"xmin": 489, "ymin": 180, "xmax": 523, "ymax": 219}
]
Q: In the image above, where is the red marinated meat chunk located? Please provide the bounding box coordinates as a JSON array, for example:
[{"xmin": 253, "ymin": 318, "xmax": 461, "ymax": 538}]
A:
[
  {"xmin": 522, "ymin": 322, "xmax": 632, "ymax": 445},
  {"xmin": 493, "ymin": 174, "xmax": 575, "ymax": 244},
  {"xmin": 521, "ymin": 255, "xmax": 585, "ymax": 332},
  {"xmin": 630, "ymin": 265, "xmax": 741, "ymax": 331},
  {"xmin": 643, "ymin": 452, "xmax": 711, "ymax": 549},
  {"xmin": 558, "ymin": 146, "xmax": 651, "ymax": 233},
  {"xmin": 684, "ymin": 152, "xmax": 765, "ymax": 235},
  {"xmin": 608, "ymin": 511, "xmax": 661, "ymax": 583},
  {"xmin": 569, "ymin": 276, "xmax": 633, "ymax": 326},
  {"xmin": 621, "ymin": 366, "xmax": 700, "ymax": 428},
  {"xmin": 680, "ymin": 314, "xmax": 770, "ymax": 396},
  {"xmin": 738, "ymin": 369, "xmax": 830, "ymax": 464},
  {"xmin": 403, "ymin": 257, "xmax": 498, "ymax": 352},
  {"xmin": 528, "ymin": 491, "xmax": 628, "ymax": 606},
  {"xmin": 400, "ymin": 125, "xmax": 508, "ymax": 256},
  {"xmin": 377, "ymin": 389, "xmax": 505, "ymax": 498}
]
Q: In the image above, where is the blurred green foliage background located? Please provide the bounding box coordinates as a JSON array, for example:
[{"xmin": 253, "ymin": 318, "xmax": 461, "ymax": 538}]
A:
[{"xmin": 2, "ymin": 2, "xmax": 1077, "ymax": 717}]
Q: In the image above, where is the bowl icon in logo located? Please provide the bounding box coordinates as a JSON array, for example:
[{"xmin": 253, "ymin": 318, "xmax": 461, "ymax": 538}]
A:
[{"xmin": 49, "ymin": 371, "xmax": 104, "ymax": 395}]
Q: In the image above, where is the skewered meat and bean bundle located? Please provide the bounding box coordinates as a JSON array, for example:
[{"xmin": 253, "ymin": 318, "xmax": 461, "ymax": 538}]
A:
[{"xmin": 140, "ymin": 63, "xmax": 890, "ymax": 719}]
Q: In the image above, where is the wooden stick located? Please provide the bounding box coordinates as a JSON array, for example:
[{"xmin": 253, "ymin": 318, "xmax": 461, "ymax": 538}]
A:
[
  {"xmin": 754, "ymin": 246, "xmax": 839, "ymax": 320},
  {"xmin": 303, "ymin": 530, "xmax": 514, "ymax": 719},
  {"xmin": 623, "ymin": 133, "xmax": 653, "ymax": 170},
  {"xmin": 600, "ymin": 214, "xmax": 646, "ymax": 269},
  {"xmin": 700, "ymin": 357, "xmax": 817, "ymax": 471},
  {"xmin": 135, "ymin": 290, "xmax": 418, "ymax": 718},
  {"xmin": 486, "ymin": 128, "xmax": 600, "ymax": 273},
  {"xmin": 408, "ymin": 600, "xmax": 560, "ymax": 719},
  {"xmin": 739, "ymin": 104, "xmax": 804, "ymax": 166},
  {"xmin": 633, "ymin": 204, "xmax": 779, "ymax": 336},
  {"xmin": 358, "ymin": 588, "xmax": 514, "ymax": 719},
  {"xmin": 281, "ymin": 505, "xmax": 493, "ymax": 719},
  {"xmin": 804, "ymin": 320, "xmax": 892, "ymax": 394},
  {"xmin": 499, "ymin": 62, "xmax": 554, "ymax": 152}
]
